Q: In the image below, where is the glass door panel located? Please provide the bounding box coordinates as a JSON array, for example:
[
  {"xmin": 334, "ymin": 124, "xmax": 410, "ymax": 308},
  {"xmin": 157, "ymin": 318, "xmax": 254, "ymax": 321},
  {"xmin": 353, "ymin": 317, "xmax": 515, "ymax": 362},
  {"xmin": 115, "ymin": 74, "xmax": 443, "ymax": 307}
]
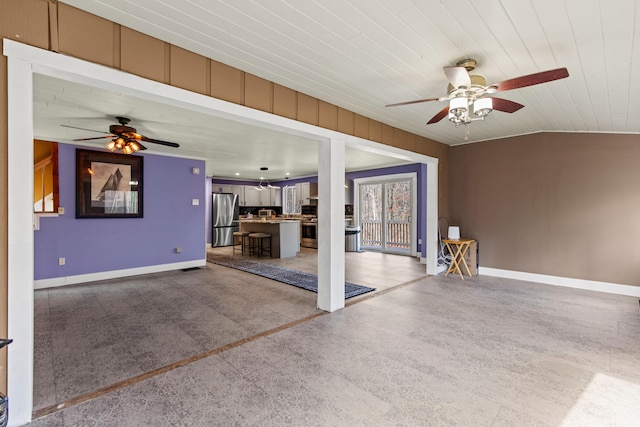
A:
[
  {"xmin": 358, "ymin": 178, "xmax": 413, "ymax": 254},
  {"xmin": 359, "ymin": 183, "xmax": 382, "ymax": 249},
  {"xmin": 385, "ymin": 180, "xmax": 411, "ymax": 253}
]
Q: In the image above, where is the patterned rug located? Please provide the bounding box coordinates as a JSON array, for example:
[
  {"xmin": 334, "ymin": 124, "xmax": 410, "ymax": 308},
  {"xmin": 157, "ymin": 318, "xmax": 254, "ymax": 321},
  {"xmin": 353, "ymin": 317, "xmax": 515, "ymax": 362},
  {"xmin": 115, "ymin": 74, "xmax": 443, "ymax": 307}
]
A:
[{"xmin": 208, "ymin": 255, "xmax": 375, "ymax": 299}]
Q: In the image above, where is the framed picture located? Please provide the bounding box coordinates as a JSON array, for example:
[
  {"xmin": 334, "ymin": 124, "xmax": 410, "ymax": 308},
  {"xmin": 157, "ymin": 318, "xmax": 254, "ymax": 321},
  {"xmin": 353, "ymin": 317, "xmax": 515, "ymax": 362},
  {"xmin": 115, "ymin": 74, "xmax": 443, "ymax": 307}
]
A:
[{"xmin": 76, "ymin": 148, "xmax": 143, "ymax": 218}]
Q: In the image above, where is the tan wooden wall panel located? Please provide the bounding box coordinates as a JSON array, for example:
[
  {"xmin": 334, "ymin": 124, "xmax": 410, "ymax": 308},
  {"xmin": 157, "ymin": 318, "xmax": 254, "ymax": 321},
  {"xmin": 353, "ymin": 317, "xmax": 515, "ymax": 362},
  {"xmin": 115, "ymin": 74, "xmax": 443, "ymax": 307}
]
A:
[
  {"xmin": 297, "ymin": 93, "xmax": 318, "ymax": 125},
  {"xmin": 57, "ymin": 3, "xmax": 115, "ymax": 67},
  {"xmin": 120, "ymin": 27, "xmax": 166, "ymax": 84},
  {"xmin": 170, "ymin": 46, "xmax": 208, "ymax": 95},
  {"xmin": 1, "ymin": 0, "xmax": 50, "ymax": 50},
  {"xmin": 273, "ymin": 84, "xmax": 297, "ymax": 119},
  {"xmin": 318, "ymin": 101, "xmax": 338, "ymax": 131},
  {"xmin": 245, "ymin": 73, "xmax": 272, "ymax": 113},
  {"xmin": 337, "ymin": 107, "xmax": 354, "ymax": 135},
  {"xmin": 354, "ymin": 114, "xmax": 369, "ymax": 139},
  {"xmin": 368, "ymin": 120, "xmax": 382, "ymax": 142},
  {"xmin": 393, "ymin": 128, "xmax": 409, "ymax": 150},
  {"xmin": 210, "ymin": 60, "xmax": 244, "ymax": 104},
  {"xmin": 381, "ymin": 123, "xmax": 394, "ymax": 145}
]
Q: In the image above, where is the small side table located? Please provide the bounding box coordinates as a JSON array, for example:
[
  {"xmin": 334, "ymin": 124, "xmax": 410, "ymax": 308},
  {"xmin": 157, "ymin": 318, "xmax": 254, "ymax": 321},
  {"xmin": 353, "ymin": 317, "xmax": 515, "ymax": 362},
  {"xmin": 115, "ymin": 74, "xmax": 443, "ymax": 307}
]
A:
[{"xmin": 443, "ymin": 238, "xmax": 476, "ymax": 280}]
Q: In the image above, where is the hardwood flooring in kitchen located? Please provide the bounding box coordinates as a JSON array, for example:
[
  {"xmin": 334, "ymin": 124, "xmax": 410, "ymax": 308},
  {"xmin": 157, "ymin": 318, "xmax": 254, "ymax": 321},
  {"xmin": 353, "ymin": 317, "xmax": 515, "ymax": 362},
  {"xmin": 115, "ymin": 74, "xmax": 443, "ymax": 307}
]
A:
[{"xmin": 208, "ymin": 246, "xmax": 429, "ymax": 293}]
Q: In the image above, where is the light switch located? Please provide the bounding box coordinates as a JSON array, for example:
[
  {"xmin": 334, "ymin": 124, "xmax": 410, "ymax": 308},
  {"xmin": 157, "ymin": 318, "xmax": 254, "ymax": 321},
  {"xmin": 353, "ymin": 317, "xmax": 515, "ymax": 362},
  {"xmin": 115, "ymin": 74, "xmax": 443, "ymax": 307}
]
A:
[
  {"xmin": 192, "ymin": 199, "xmax": 199, "ymax": 206},
  {"xmin": 58, "ymin": 206, "xmax": 65, "ymax": 215}
]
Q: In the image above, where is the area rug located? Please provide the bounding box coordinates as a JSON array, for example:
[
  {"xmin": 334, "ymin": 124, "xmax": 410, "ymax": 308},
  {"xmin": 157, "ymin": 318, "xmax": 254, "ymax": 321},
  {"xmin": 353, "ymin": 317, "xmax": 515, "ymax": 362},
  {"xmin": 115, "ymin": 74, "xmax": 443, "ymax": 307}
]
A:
[{"xmin": 209, "ymin": 256, "xmax": 375, "ymax": 299}]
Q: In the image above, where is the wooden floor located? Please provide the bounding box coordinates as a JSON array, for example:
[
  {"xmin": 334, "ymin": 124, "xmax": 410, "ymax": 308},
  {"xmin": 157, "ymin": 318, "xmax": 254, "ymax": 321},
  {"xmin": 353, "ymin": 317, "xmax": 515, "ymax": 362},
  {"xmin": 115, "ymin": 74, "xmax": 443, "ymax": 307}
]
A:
[{"xmin": 209, "ymin": 245, "xmax": 429, "ymax": 293}]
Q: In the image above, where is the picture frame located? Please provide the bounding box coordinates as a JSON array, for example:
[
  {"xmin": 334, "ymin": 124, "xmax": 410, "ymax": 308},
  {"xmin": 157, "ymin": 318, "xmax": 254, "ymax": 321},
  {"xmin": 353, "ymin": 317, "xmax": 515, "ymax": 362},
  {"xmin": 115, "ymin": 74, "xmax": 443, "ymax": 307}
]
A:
[{"xmin": 76, "ymin": 148, "xmax": 143, "ymax": 218}]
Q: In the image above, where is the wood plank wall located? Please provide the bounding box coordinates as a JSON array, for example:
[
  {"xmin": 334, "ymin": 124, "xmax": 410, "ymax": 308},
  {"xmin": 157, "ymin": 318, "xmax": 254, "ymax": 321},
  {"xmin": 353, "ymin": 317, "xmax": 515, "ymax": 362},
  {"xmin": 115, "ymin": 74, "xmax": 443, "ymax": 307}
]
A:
[{"xmin": 0, "ymin": 0, "xmax": 450, "ymax": 393}]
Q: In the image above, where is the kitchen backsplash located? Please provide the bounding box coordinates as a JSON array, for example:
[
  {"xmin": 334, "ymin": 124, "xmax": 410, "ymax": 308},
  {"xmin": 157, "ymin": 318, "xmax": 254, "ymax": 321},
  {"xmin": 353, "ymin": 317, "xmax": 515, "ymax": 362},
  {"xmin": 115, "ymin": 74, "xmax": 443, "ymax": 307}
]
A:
[{"xmin": 240, "ymin": 206, "xmax": 283, "ymax": 215}]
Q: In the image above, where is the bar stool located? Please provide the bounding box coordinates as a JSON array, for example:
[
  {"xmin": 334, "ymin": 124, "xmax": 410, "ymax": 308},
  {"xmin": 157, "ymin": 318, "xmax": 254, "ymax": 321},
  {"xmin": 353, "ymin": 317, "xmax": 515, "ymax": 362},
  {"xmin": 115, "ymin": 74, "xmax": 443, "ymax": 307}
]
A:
[
  {"xmin": 232, "ymin": 231, "xmax": 251, "ymax": 255},
  {"xmin": 248, "ymin": 233, "xmax": 272, "ymax": 258}
]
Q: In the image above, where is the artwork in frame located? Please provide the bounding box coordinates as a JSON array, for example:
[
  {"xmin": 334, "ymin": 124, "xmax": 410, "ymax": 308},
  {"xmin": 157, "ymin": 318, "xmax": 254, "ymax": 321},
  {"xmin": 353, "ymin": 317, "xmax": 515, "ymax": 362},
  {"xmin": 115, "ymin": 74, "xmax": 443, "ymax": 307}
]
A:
[{"xmin": 76, "ymin": 148, "xmax": 143, "ymax": 218}]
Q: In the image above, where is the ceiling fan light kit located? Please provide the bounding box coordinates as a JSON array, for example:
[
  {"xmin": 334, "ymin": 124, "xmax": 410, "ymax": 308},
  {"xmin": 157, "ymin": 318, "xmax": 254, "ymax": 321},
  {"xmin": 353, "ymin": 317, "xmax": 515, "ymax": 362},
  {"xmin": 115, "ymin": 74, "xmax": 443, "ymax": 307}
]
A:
[
  {"xmin": 386, "ymin": 58, "xmax": 569, "ymax": 132},
  {"xmin": 62, "ymin": 116, "xmax": 180, "ymax": 154}
]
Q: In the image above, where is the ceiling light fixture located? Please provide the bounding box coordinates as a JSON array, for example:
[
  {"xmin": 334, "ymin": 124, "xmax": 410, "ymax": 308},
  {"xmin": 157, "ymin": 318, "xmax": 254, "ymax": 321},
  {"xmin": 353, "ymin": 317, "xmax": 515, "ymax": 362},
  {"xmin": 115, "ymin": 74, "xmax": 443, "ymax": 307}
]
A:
[
  {"xmin": 447, "ymin": 96, "xmax": 493, "ymax": 126},
  {"xmin": 105, "ymin": 137, "xmax": 143, "ymax": 154},
  {"xmin": 253, "ymin": 167, "xmax": 280, "ymax": 191}
]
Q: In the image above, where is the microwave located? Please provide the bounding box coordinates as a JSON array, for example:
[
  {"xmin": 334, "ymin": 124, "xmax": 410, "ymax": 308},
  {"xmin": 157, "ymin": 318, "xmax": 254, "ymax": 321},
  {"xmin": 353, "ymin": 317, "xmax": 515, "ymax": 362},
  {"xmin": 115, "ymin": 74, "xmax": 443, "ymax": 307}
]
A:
[
  {"xmin": 301, "ymin": 205, "xmax": 317, "ymax": 216},
  {"xmin": 258, "ymin": 209, "xmax": 273, "ymax": 218}
]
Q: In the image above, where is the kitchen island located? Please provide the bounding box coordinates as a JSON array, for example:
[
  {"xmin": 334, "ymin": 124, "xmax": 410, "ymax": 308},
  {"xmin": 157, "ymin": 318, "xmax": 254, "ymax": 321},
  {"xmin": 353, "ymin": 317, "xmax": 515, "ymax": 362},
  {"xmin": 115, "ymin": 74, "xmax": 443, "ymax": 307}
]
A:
[{"xmin": 239, "ymin": 219, "xmax": 300, "ymax": 258}]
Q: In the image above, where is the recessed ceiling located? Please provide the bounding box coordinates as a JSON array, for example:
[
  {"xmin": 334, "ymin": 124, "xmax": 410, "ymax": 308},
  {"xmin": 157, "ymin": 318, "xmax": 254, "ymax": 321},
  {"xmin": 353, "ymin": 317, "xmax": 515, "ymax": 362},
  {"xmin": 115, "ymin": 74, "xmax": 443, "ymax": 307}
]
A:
[{"xmin": 33, "ymin": 74, "xmax": 411, "ymax": 179}]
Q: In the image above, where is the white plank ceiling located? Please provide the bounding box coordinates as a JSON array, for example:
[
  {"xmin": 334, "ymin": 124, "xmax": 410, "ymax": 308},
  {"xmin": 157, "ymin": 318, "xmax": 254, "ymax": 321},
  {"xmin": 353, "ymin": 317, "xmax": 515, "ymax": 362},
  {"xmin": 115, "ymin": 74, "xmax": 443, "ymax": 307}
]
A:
[{"xmin": 37, "ymin": 0, "xmax": 640, "ymax": 179}]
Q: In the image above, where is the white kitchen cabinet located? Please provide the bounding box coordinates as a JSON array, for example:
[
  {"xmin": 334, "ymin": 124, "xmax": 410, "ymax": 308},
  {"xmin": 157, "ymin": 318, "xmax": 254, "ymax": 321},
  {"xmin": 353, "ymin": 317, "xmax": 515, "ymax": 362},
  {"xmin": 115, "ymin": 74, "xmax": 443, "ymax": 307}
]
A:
[
  {"xmin": 295, "ymin": 182, "xmax": 310, "ymax": 206},
  {"xmin": 212, "ymin": 184, "xmax": 234, "ymax": 193},
  {"xmin": 271, "ymin": 188, "xmax": 282, "ymax": 206},
  {"xmin": 233, "ymin": 185, "xmax": 245, "ymax": 205},
  {"xmin": 259, "ymin": 188, "xmax": 271, "ymax": 206},
  {"xmin": 258, "ymin": 187, "xmax": 281, "ymax": 206},
  {"xmin": 244, "ymin": 186, "xmax": 262, "ymax": 206}
]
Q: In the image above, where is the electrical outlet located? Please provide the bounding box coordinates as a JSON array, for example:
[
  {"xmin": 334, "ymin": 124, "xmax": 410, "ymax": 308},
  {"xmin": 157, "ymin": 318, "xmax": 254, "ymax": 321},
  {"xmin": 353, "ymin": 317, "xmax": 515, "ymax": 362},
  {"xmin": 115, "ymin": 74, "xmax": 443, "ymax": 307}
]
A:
[
  {"xmin": 58, "ymin": 206, "xmax": 65, "ymax": 215},
  {"xmin": 58, "ymin": 257, "xmax": 65, "ymax": 266},
  {"xmin": 192, "ymin": 199, "xmax": 199, "ymax": 206},
  {"xmin": 418, "ymin": 238, "xmax": 422, "ymax": 244},
  {"xmin": 175, "ymin": 247, "xmax": 182, "ymax": 254}
]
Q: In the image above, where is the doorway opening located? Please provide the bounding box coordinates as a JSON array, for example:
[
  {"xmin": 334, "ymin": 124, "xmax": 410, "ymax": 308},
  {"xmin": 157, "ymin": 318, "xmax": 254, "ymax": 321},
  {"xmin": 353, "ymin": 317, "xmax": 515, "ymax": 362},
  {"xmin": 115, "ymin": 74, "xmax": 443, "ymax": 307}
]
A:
[{"xmin": 355, "ymin": 173, "xmax": 417, "ymax": 256}]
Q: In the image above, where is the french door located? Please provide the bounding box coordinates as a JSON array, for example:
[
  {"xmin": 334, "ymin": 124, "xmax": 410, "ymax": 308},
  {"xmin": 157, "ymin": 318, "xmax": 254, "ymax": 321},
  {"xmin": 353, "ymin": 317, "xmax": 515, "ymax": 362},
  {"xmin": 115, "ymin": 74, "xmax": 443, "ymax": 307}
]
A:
[{"xmin": 355, "ymin": 173, "xmax": 416, "ymax": 255}]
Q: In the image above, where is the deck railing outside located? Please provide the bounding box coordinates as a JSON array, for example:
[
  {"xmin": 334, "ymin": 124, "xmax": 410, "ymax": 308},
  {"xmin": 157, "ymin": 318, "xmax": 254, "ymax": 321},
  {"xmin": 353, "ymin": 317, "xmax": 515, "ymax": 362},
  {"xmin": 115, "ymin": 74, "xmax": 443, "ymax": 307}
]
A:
[{"xmin": 360, "ymin": 219, "xmax": 411, "ymax": 250}]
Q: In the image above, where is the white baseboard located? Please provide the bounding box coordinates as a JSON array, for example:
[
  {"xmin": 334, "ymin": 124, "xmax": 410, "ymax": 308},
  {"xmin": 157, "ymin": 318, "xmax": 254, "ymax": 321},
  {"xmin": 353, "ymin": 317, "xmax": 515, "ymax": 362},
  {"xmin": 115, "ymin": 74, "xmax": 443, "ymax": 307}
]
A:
[
  {"xmin": 34, "ymin": 259, "xmax": 207, "ymax": 290},
  {"xmin": 479, "ymin": 266, "xmax": 640, "ymax": 298}
]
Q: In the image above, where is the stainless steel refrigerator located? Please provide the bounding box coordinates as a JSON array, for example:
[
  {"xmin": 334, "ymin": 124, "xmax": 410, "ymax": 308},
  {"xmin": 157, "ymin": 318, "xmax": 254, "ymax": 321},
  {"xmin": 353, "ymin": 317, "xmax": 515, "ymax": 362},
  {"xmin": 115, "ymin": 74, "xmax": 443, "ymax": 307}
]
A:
[{"xmin": 212, "ymin": 193, "xmax": 239, "ymax": 247}]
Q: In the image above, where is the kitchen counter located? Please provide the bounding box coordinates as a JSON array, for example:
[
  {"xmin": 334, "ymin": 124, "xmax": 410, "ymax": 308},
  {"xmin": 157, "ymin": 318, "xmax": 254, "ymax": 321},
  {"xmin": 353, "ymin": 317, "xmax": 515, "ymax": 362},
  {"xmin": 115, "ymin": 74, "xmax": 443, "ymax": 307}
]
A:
[
  {"xmin": 240, "ymin": 220, "xmax": 300, "ymax": 258},
  {"xmin": 240, "ymin": 219, "xmax": 300, "ymax": 224}
]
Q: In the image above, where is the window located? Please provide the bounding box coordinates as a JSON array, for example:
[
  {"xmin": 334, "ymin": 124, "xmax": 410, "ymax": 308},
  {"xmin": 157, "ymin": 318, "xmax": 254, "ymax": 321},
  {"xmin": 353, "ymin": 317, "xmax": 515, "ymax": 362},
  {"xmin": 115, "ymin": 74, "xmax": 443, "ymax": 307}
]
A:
[{"xmin": 34, "ymin": 140, "xmax": 59, "ymax": 213}]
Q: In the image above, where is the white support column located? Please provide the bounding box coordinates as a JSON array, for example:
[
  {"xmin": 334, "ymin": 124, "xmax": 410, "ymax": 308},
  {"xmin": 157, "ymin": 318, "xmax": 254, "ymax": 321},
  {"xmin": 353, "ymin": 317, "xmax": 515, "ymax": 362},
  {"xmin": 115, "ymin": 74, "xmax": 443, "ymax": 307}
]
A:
[
  {"xmin": 7, "ymin": 56, "xmax": 35, "ymax": 426},
  {"xmin": 317, "ymin": 137, "xmax": 345, "ymax": 312},
  {"xmin": 426, "ymin": 162, "xmax": 438, "ymax": 275}
]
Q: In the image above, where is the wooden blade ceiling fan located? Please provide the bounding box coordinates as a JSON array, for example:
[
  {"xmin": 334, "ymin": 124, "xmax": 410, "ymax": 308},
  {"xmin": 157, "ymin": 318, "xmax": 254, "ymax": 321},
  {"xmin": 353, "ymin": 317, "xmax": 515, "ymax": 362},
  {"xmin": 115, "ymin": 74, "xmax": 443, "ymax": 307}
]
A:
[
  {"xmin": 386, "ymin": 58, "xmax": 569, "ymax": 126},
  {"xmin": 62, "ymin": 116, "xmax": 180, "ymax": 154}
]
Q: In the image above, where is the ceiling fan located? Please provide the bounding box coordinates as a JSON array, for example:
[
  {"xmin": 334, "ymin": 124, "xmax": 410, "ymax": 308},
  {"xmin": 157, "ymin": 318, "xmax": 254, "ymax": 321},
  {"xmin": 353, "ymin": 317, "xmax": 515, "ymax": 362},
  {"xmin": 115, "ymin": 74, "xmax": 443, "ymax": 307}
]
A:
[
  {"xmin": 386, "ymin": 58, "xmax": 569, "ymax": 127},
  {"xmin": 62, "ymin": 116, "xmax": 180, "ymax": 154}
]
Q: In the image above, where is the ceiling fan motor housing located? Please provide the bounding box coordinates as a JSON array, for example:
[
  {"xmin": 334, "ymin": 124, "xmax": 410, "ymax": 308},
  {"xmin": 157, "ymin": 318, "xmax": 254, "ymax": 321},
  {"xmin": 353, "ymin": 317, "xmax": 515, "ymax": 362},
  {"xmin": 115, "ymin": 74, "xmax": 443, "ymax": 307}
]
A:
[{"xmin": 109, "ymin": 124, "xmax": 137, "ymax": 135}]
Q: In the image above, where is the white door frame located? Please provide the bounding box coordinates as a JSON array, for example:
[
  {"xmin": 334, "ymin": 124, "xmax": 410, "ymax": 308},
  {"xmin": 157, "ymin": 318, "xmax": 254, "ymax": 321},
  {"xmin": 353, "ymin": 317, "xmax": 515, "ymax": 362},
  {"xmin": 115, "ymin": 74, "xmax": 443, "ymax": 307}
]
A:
[
  {"xmin": 4, "ymin": 38, "xmax": 438, "ymax": 425},
  {"xmin": 354, "ymin": 172, "xmax": 418, "ymax": 256}
]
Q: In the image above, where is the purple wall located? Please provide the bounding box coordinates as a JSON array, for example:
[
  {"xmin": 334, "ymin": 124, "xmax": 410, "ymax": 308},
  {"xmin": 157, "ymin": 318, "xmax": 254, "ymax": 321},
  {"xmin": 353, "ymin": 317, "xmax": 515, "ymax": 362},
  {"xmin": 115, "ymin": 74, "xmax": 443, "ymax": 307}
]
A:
[{"xmin": 35, "ymin": 144, "xmax": 206, "ymax": 280}]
